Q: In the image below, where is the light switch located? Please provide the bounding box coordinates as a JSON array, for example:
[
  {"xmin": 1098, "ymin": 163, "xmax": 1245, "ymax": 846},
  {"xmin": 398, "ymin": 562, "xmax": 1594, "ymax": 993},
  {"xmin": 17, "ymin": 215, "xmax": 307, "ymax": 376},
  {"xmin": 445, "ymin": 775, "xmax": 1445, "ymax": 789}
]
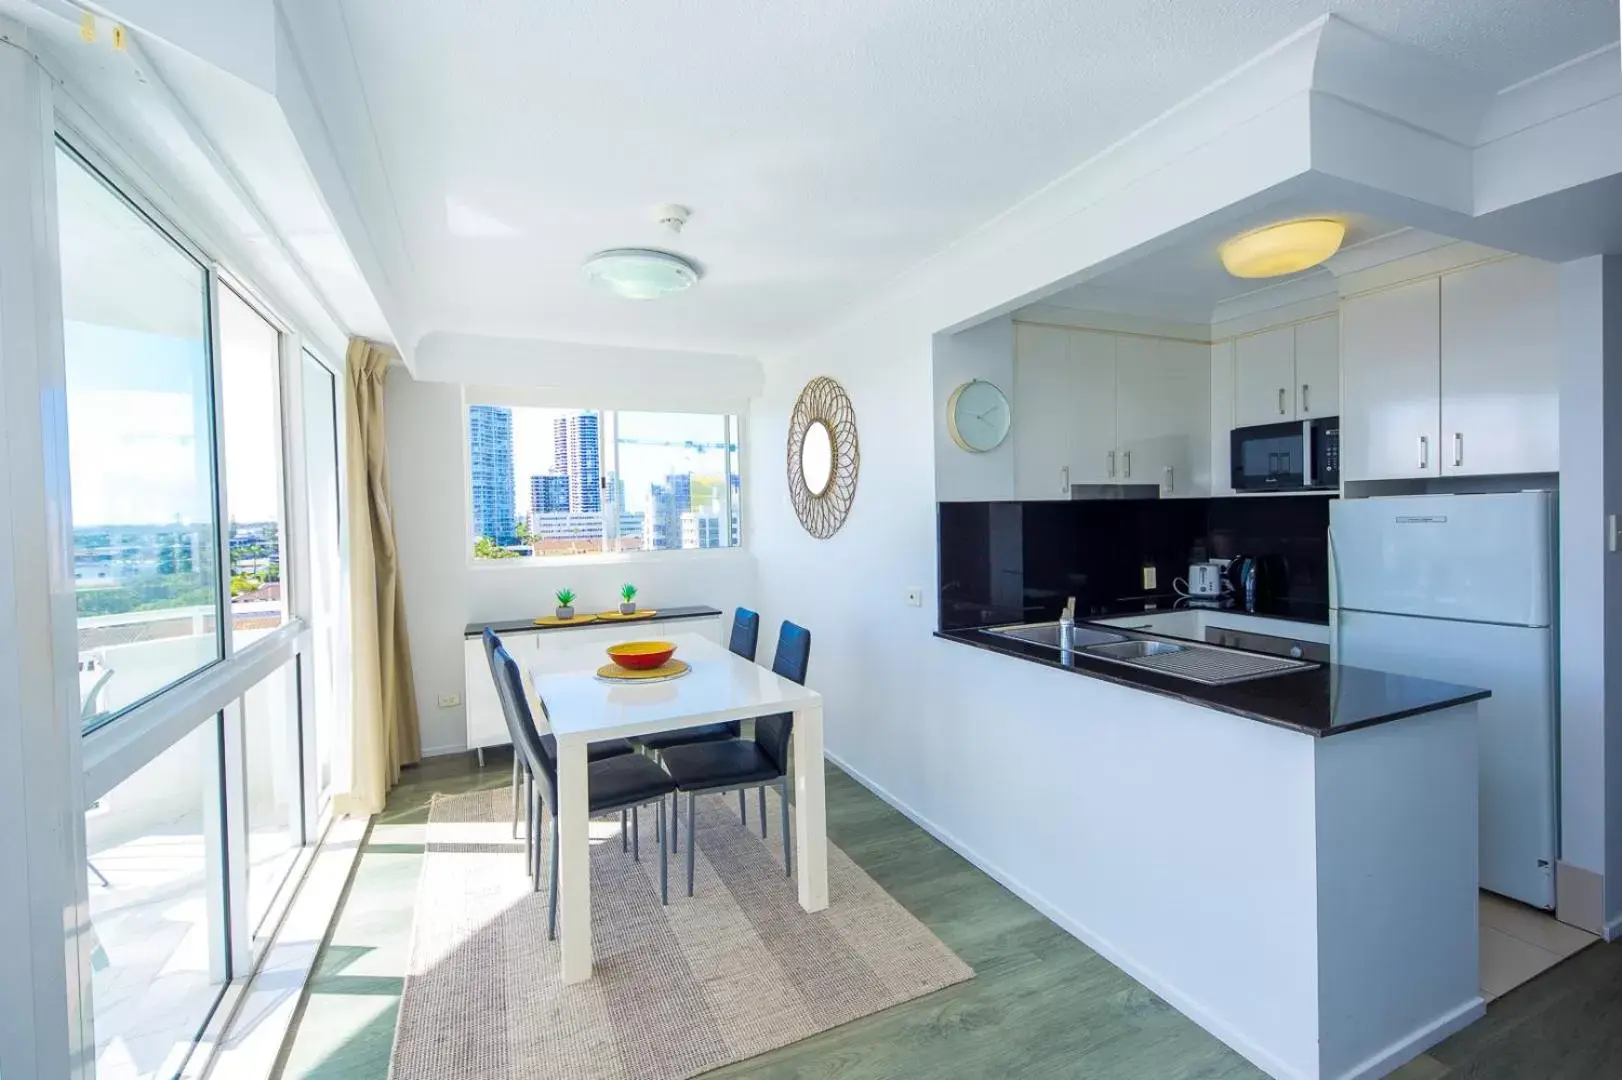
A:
[
  {"xmin": 437, "ymin": 694, "xmax": 461, "ymax": 708},
  {"xmin": 905, "ymin": 587, "xmax": 923, "ymax": 607}
]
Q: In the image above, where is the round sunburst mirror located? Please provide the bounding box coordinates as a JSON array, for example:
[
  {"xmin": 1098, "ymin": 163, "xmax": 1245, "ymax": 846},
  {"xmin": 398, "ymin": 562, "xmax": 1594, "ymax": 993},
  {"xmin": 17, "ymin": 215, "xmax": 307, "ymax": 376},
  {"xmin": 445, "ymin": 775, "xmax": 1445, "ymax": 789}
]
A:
[{"xmin": 787, "ymin": 377, "xmax": 859, "ymax": 539}]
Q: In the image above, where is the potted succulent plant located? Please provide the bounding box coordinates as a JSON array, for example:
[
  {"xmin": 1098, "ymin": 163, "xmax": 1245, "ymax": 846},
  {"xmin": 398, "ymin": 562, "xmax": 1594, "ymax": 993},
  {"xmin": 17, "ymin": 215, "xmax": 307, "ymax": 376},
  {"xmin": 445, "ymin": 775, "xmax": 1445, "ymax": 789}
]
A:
[
  {"xmin": 619, "ymin": 583, "xmax": 638, "ymax": 615},
  {"xmin": 554, "ymin": 588, "xmax": 576, "ymax": 620}
]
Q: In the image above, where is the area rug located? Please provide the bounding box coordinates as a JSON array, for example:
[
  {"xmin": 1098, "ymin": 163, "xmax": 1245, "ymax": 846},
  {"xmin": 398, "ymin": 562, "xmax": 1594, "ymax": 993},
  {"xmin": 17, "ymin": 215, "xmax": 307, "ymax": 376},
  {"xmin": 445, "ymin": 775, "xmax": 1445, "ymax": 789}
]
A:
[{"xmin": 389, "ymin": 786, "xmax": 973, "ymax": 1080}]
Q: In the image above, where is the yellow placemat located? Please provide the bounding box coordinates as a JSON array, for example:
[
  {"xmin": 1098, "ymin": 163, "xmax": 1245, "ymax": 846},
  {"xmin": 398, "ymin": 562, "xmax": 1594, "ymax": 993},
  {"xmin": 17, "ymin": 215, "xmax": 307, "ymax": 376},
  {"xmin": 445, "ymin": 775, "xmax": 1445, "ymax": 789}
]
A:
[
  {"xmin": 595, "ymin": 659, "xmax": 689, "ymax": 681},
  {"xmin": 532, "ymin": 614, "xmax": 599, "ymax": 627},
  {"xmin": 596, "ymin": 609, "xmax": 658, "ymax": 621}
]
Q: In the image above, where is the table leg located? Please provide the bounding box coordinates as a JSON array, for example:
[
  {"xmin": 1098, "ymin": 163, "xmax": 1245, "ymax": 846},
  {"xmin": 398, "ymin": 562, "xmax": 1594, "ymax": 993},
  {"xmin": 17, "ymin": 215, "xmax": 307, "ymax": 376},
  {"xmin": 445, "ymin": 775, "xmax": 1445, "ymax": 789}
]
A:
[
  {"xmin": 791, "ymin": 704, "xmax": 828, "ymax": 912},
  {"xmin": 556, "ymin": 734, "xmax": 593, "ymax": 982}
]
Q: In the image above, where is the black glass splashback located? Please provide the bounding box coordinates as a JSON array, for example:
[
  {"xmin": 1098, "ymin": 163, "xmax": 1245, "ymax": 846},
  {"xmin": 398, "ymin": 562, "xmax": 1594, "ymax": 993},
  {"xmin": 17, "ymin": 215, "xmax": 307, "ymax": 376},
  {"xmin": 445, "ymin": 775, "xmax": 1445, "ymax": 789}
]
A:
[{"xmin": 938, "ymin": 495, "xmax": 1333, "ymax": 630}]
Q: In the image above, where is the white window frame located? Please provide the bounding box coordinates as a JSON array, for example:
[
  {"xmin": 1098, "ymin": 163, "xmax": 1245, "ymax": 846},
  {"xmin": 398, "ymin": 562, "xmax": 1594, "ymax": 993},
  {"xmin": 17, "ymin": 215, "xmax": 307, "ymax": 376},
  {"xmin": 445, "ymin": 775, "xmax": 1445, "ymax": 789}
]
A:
[{"xmin": 462, "ymin": 385, "xmax": 750, "ymax": 567}]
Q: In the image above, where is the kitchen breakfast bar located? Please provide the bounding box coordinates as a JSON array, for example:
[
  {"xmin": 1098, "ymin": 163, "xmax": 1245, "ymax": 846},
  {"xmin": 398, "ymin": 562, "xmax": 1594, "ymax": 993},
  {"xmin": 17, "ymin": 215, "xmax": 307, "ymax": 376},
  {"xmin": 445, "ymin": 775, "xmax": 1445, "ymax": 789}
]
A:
[{"xmin": 934, "ymin": 623, "xmax": 1489, "ymax": 1080}]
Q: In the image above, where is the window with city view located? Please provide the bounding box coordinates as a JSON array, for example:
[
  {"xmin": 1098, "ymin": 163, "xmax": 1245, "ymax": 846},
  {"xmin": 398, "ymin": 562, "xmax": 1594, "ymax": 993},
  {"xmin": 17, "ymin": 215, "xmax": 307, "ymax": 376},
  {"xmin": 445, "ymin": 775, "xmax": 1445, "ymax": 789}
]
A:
[
  {"xmin": 468, "ymin": 405, "xmax": 741, "ymax": 559},
  {"xmin": 58, "ymin": 144, "xmax": 223, "ymax": 729}
]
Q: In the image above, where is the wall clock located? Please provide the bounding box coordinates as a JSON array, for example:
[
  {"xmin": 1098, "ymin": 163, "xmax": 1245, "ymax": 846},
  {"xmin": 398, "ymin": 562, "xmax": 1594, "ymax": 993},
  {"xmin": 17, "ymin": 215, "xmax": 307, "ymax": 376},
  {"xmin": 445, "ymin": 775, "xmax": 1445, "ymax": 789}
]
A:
[
  {"xmin": 946, "ymin": 379, "xmax": 1011, "ymax": 453},
  {"xmin": 787, "ymin": 376, "xmax": 859, "ymax": 539}
]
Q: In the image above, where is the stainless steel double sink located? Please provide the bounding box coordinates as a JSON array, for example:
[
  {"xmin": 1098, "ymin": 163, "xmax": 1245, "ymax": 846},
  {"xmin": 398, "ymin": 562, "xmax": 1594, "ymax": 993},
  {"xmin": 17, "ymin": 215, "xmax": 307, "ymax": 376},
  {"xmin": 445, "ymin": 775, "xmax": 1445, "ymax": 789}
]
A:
[{"xmin": 983, "ymin": 620, "xmax": 1316, "ymax": 686}]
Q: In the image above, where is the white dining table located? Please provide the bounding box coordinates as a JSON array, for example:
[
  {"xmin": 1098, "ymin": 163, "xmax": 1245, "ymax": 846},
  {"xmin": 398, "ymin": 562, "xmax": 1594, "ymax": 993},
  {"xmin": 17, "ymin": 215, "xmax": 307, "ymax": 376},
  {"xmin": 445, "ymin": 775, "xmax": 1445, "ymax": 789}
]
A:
[{"xmin": 527, "ymin": 631, "xmax": 828, "ymax": 984}]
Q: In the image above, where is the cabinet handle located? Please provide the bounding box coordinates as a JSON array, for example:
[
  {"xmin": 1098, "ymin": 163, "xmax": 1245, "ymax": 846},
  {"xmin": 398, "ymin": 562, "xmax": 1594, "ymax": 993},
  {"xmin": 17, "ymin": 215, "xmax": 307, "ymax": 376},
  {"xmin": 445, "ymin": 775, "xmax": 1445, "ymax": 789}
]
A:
[
  {"xmin": 1278, "ymin": 388, "xmax": 1286, "ymax": 415},
  {"xmin": 1453, "ymin": 433, "xmax": 1463, "ymax": 468},
  {"xmin": 1163, "ymin": 465, "xmax": 1173, "ymax": 493},
  {"xmin": 1061, "ymin": 465, "xmax": 1070, "ymax": 493},
  {"xmin": 1123, "ymin": 450, "xmax": 1131, "ymax": 478},
  {"xmin": 1418, "ymin": 435, "xmax": 1429, "ymax": 470},
  {"xmin": 1301, "ymin": 383, "xmax": 1310, "ymax": 414},
  {"xmin": 1107, "ymin": 450, "xmax": 1116, "ymax": 478}
]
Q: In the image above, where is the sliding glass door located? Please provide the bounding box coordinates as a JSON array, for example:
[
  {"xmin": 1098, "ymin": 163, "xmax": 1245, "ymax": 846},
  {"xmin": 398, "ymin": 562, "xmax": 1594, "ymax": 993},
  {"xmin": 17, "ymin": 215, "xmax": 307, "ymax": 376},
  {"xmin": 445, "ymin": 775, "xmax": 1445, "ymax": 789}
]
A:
[{"xmin": 56, "ymin": 139, "xmax": 348, "ymax": 1079}]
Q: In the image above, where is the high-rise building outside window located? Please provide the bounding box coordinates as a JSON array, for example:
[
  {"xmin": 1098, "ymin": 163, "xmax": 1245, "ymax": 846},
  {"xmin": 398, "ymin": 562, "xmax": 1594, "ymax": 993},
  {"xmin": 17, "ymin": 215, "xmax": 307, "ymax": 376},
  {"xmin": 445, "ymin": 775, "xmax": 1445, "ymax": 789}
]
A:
[{"xmin": 468, "ymin": 405, "xmax": 516, "ymax": 546}]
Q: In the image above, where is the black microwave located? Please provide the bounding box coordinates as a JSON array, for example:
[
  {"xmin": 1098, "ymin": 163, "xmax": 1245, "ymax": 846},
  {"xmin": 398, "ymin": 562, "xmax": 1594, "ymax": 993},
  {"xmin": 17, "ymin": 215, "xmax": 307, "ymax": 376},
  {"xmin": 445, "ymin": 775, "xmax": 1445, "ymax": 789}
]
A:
[{"xmin": 1230, "ymin": 417, "xmax": 1339, "ymax": 491}]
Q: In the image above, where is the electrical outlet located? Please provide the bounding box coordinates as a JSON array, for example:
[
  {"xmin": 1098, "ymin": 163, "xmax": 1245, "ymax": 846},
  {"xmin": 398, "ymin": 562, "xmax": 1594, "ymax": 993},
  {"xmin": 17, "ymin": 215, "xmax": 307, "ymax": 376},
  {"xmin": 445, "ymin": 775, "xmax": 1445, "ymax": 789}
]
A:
[
  {"xmin": 436, "ymin": 694, "xmax": 461, "ymax": 709},
  {"xmin": 905, "ymin": 587, "xmax": 923, "ymax": 607}
]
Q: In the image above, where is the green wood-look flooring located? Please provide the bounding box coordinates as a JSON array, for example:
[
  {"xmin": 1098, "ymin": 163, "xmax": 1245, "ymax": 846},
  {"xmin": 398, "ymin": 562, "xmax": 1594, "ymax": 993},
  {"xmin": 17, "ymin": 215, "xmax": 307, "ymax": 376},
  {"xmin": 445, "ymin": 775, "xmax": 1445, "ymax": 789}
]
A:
[{"xmin": 274, "ymin": 751, "xmax": 1622, "ymax": 1079}]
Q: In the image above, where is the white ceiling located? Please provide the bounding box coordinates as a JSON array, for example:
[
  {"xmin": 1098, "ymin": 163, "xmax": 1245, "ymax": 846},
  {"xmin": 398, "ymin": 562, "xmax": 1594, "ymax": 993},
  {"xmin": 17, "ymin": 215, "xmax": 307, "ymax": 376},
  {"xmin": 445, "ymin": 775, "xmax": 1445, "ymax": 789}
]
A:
[
  {"xmin": 314, "ymin": 0, "xmax": 1616, "ymax": 354},
  {"xmin": 1036, "ymin": 211, "xmax": 1407, "ymax": 322}
]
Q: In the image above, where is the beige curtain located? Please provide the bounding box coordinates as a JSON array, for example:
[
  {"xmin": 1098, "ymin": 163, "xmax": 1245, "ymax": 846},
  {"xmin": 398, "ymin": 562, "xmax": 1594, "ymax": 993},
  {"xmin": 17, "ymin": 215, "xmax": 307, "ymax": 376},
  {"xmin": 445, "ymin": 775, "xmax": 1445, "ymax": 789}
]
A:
[{"xmin": 335, "ymin": 338, "xmax": 421, "ymax": 816}]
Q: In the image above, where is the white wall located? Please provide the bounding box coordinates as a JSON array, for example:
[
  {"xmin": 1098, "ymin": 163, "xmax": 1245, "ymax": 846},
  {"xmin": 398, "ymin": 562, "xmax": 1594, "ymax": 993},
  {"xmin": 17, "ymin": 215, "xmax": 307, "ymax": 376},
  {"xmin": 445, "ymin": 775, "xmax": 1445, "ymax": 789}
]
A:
[
  {"xmin": 386, "ymin": 367, "xmax": 761, "ymax": 756},
  {"xmin": 932, "ymin": 317, "xmax": 1015, "ymax": 502},
  {"xmin": 1558, "ymin": 255, "xmax": 1622, "ymax": 936}
]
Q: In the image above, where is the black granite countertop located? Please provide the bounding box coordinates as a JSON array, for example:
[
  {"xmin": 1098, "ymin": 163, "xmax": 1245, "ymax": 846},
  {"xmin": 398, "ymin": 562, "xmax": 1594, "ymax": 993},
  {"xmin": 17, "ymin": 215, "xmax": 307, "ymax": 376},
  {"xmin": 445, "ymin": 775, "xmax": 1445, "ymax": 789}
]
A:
[
  {"xmin": 465, "ymin": 605, "xmax": 723, "ymax": 639},
  {"xmin": 1078, "ymin": 594, "xmax": 1331, "ymax": 627},
  {"xmin": 936, "ymin": 627, "xmax": 1487, "ymax": 738}
]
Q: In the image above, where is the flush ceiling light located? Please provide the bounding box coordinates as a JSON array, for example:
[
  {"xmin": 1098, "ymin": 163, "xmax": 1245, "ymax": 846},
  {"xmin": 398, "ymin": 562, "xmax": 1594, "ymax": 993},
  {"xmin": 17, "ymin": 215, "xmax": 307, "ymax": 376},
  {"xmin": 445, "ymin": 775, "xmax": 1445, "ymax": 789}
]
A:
[
  {"xmin": 1219, "ymin": 219, "xmax": 1346, "ymax": 279},
  {"xmin": 582, "ymin": 248, "xmax": 701, "ymax": 300}
]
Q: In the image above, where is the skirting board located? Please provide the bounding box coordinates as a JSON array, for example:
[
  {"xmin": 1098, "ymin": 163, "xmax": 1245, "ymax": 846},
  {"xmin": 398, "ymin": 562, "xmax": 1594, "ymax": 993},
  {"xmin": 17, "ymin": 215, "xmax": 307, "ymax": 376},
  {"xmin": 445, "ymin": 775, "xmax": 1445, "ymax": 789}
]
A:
[{"xmin": 825, "ymin": 749, "xmax": 1483, "ymax": 1080}]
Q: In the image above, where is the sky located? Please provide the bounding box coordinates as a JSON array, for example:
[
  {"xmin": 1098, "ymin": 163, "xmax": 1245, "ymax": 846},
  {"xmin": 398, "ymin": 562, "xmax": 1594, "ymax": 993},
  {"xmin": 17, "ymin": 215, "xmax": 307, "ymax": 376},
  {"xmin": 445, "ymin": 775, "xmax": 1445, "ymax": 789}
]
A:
[{"xmin": 64, "ymin": 297, "xmax": 284, "ymax": 529}]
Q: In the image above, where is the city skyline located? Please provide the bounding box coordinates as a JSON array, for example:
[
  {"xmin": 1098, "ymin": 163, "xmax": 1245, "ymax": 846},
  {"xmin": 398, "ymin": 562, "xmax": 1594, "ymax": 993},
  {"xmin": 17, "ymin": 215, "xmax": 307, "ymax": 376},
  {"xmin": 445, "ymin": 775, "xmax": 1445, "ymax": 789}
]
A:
[{"xmin": 469, "ymin": 405, "xmax": 740, "ymax": 555}]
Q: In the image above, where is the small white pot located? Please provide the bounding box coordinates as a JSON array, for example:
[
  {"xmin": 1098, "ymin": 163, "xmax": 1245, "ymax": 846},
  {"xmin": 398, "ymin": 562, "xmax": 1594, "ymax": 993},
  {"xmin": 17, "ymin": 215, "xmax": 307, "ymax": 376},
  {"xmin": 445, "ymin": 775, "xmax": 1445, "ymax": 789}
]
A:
[
  {"xmin": 555, "ymin": 606, "xmax": 575, "ymax": 620},
  {"xmin": 619, "ymin": 602, "xmax": 637, "ymax": 615}
]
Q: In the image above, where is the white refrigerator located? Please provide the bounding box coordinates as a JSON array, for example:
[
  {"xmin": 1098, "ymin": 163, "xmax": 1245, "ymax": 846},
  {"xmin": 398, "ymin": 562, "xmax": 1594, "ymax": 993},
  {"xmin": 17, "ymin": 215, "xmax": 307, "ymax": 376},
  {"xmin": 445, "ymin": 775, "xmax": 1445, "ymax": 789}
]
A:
[{"xmin": 1329, "ymin": 491, "xmax": 1557, "ymax": 909}]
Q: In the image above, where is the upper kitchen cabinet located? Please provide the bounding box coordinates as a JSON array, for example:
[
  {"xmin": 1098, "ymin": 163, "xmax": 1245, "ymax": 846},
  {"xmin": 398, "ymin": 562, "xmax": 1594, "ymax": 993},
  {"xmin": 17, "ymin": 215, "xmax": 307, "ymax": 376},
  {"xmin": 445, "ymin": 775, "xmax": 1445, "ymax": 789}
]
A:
[
  {"xmin": 1293, "ymin": 315, "xmax": 1339, "ymax": 419},
  {"xmin": 1339, "ymin": 257, "xmax": 1558, "ymax": 483},
  {"xmin": 1014, "ymin": 322, "xmax": 1207, "ymax": 499},
  {"xmin": 1340, "ymin": 277, "xmax": 1442, "ymax": 482},
  {"xmin": 1116, "ymin": 336, "xmax": 1208, "ymax": 495},
  {"xmin": 1233, "ymin": 326, "xmax": 1296, "ymax": 426},
  {"xmin": 1440, "ymin": 257, "xmax": 1559, "ymax": 476},
  {"xmin": 1013, "ymin": 323, "xmax": 1078, "ymax": 500},
  {"xmin": 1069, "ymin": 329, "xmax": 1120, "ymax": 485},
  {"xmin": 1232, "ymin": 316, "xmax": 1339, "ymax": 427}
]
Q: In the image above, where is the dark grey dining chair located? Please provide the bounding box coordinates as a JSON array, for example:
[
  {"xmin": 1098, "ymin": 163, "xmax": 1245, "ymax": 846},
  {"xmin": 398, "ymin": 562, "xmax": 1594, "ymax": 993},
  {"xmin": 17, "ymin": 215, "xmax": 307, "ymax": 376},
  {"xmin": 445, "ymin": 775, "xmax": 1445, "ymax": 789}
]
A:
[
  {"xmin": 632, "ymin": 609, "xmax": 764, "ymax": 849},
  {"xmin": 492, "ymin": 644, "xmax": 678, "ymax": 936},
  {"xmin": 481, "ymin": 627, "xmax": 634, "ymax": 838},
  {"xmin": 659, "ymin": 620, "xmax": 811, "ymax": 895}
]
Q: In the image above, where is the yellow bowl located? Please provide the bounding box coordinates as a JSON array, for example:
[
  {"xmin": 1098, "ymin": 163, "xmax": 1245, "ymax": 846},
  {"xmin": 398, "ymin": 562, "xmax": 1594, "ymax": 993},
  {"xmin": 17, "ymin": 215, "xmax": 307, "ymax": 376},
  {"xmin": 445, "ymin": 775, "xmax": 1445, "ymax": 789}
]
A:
[{"xmin": 606, "ymin": 640, "xmax": 677, "ymax": 670}]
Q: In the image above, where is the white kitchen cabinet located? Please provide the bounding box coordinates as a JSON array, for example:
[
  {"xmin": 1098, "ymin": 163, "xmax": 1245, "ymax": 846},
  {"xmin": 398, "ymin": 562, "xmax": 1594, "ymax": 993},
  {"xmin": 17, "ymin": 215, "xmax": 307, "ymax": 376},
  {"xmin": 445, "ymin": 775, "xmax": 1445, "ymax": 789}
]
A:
[
  {"xmin": 1293, "ymin": 315, "xmax": 1339, "ymax": 419},
  {"xmin": 1013, "ymin": 324, "xmax": 1075, "ymax": 500},
  {"xmin": 1070, "ymin": 330, "xmax": 1119, "ymax": 484},
  {"xmin": 1440, "ymin": 257, "xmax": 1559, "ymax": 476},
  {"xmin": 1340, "ymin": 277, "xmax": 1441, "ymax": 481},
  {"xmin": 1014, "ymin": 323, "xmax": 1207, "ymax": 497},
  {"xmin": 1233, "ymin": 326, "xmax": 1296, "ymax": 427},
  {"xmin": 1232, "ymin": 317, "xmax": 1340, "ymax": 428},
  {"xmin": 1116, "ymin": 337, "xmax": 1207, "ymax": 494}
]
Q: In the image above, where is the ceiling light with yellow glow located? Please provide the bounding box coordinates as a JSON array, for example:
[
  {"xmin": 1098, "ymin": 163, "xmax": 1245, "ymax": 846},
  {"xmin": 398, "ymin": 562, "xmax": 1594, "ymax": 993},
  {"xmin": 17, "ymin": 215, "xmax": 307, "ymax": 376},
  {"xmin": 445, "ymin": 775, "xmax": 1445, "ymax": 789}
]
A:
[{"xmin": 1219, "ymin": 219, "xmax": 1347, "ymax": 279}]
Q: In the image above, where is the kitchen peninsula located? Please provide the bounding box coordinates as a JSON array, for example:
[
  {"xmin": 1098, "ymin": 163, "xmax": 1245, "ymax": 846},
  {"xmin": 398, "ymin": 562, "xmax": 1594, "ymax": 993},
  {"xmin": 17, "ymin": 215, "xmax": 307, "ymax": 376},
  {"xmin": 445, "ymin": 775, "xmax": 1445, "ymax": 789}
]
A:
[
  {"xmin": 932, "ymin": 493, "xmax": 1488, "ymax": 1079},
  {"xmin": 936, "ymin": 618, "xmax": 1486, "ymax": 1080}
]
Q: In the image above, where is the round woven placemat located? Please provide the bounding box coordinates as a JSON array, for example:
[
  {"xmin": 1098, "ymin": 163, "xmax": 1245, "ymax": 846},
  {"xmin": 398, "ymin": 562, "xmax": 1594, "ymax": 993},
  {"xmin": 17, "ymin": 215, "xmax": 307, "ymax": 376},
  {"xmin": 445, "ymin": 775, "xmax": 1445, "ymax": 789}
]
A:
[
  {"xmin": 596, "ymin": 609, "xmax": 658, "ymax": 621},
  {"xmin": 594, "ymin": 659, "xmax": 690, "ymax": 683},
  {"xmin": 532, "ymin": 614, "xmax": 598, "ymax": 627}
]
